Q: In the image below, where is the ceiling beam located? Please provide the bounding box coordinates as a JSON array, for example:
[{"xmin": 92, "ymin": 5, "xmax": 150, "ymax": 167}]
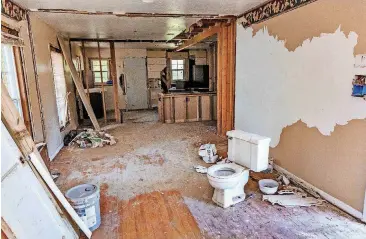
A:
[
  {"xmin": 29, "ymin": 8, "xmax": 235, "ymax": 19},
  {"xmin": 175, "ymin": 23, "xmax": 222, "ymax": 52},
  {"xmin": 69, "ymin": 38, "xmax": 180, "ymax": 43}
]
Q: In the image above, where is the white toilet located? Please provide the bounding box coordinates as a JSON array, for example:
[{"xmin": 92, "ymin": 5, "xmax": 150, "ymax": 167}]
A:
[{"xmin": 207, "ymin": 130, "xmax": 271, "ymax": 208}]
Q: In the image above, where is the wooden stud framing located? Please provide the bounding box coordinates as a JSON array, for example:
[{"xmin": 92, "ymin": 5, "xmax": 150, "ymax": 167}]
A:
[
  {"xmin": 109, "ymin": 42, "xmax": 120, "ymax": 122},
  {"xmin": 81, "ymin": 41, "xmax": 89, "ymax": 98},
  {"xmin": 97, "ymin": 41, "xmax": 107, "ymax": 124},
  {"xmin": 57, "ymin": 35, "xmax": 100, "ymax": 131},
  {"xmin": 216, "ymin": 21, "xmax": 236, "ymax": 136}
]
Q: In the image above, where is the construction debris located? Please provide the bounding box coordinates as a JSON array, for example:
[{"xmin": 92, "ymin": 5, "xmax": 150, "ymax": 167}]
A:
[
  {"xmin": 262, "ymin": 194, "xmax": 324, "ymax": 207},
  {"xmin": 69, "ymin": 129, "xmax": 116, "ymax": 148},
  {"xmin": 198, "ymin": 144, "xmax": 218, "ymax": 163},
  {"xmin": 194, "ymin": 165, "xmax": 208, "ymax": 174}
]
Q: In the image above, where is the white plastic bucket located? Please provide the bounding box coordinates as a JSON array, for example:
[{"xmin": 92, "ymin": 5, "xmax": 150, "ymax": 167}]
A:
[{"xmin": 65, "ymin": 184, "xmax": 101, "ymax": 231}]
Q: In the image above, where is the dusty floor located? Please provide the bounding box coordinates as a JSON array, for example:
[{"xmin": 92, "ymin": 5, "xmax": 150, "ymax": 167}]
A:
[{"xmin": 51, "ymin": 110, "xmax": 366, "ymax": 239}]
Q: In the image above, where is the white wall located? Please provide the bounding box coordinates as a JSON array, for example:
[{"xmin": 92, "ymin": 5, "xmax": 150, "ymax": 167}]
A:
[{"xmin": 235, "ymin": 25, "xmax": 366, "ymax": 147}]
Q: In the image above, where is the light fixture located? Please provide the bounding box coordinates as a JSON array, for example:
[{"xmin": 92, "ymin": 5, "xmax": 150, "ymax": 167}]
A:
[{"xmin": 142, "ymin": 0, "xmax": 154, "ymax": 3}]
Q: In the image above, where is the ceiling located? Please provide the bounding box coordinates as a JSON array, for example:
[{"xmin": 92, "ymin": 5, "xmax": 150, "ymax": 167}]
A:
[
  {"xmin": 22, "ymin": 0, "xmax": 267, "ymax": 42},
  {"xmin": 31, "ymin": 12, "xmax": 198, "ymax": 40},
  {"xmin": 18, "ymin": 0, "xmax": 266, "ymax": 15}
]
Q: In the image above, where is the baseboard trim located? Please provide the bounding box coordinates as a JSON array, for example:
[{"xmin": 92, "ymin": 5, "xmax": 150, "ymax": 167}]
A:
[
  {"xmin": 274, "ymin": 164, "xmax": 364, "ymax": 222},
  {"xmin": 49, "ymin": 143, "xmax": 64, "ymax": 161}
]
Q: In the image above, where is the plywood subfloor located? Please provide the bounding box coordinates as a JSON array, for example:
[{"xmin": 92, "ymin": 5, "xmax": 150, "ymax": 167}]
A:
[{"xmin": 51, "ymin": 110, "xmax": 366, "ymax": 239}]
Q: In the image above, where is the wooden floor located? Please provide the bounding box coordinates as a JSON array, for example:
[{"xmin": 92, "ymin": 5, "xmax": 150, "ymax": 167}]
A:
[{"xmin": 90, "ymin": 190, "xmax": 202, "ymax": 239}]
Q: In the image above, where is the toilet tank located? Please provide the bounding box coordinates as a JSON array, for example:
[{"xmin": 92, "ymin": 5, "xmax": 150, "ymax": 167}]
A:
[{"xmin": 227, "ymin": 130, "xmax": 271, "ymax": 172}]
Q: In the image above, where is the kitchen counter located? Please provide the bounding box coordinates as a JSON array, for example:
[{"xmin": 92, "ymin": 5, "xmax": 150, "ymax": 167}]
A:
[{"xmin": 158, "ymin": 92, "xmax": 217, "ymax": 123}]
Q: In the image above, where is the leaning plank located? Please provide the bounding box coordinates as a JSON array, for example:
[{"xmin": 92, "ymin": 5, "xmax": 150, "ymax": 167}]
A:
[
  {"xmin": 57, "ymin": 35, "xmax": 100, "ymax": 130},
  {"xmin": 1, "ymin": 82, "xmax": 92, "ymax": 238}
]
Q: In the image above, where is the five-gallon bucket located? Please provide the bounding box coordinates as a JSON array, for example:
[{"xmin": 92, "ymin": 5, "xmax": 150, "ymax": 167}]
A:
[{"xmin": 65, "ymin": 184, "xmax": 101, "ymax": 231}]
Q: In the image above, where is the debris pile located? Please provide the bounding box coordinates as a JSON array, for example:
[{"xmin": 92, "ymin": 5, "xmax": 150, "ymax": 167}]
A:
[
  {"xmin": 69, "ymin": 129, "xmax": 116, "ymax": 148},
  {"xmin": 198, "ymin": 144, "xmax": 218, "ymax": 163}
]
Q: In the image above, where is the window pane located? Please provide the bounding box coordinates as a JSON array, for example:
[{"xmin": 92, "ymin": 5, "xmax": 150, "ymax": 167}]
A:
[
  {"xmin": 102, "ymin": 72, "xmax": 108, "ymax": 81},
  {"xmin": 95, "ymin": 77, "xmax": 102, "ymax": 83},
  {"xmin": 177, "ymin": 70, "xmax": 184, "ymax": 80},
  {"xmin": 92, "ymin": 64, "xmax": 101, "ymax": 71},
  {"xmin": 172, "ymin": 71, "xmax": 178, "ymax": 80},
  {"xmin": 94, "ymin": 72, "xmax": 101, "ymax": 78},
  {"xmin": 171, "ymin": 60, "xmax": 178, "ymax": 69},
  {"xmin": 101, "ymin": 60, "xmax": 108, "ymax": 66},
  {"xmin": 177, "ymin": 60, "xmax": 184, "ymax": 65},
  {"xmin": 102, "ymin": 65, "xmax": 108, "ymax": 71},
  {"xmin": 178, "ymin": 64, "xmax": 184, "ymax": 69},
  {"xmin": 92, "ymin": 60, "xmax": 99, "ymax": 66}
]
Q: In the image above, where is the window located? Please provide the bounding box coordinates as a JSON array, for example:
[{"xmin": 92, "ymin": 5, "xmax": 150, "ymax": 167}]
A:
[
  {"xmin": 91, "ymin": 59, "xmax": 109, "ymax": 84},
  {"xmin": 1, "ymin": 44, "xmax": 23, "ymax": 117},
  {"xmin": 50, "ymin": 48, "xmax": 69, "ymax": 129},
  {"xmin": 171, "ymin": 59, "xmax": 184, "ymax": 81}
]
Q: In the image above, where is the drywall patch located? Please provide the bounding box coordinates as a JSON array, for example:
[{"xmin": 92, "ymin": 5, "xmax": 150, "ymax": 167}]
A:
[{"xmin": 235, "ymin": 25, "xmax": 366, "ymax": 147}]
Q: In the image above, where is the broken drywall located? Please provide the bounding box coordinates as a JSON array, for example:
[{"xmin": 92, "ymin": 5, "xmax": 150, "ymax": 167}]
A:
[{"xmin": 235, "ymin": 25, "xmax": 366, "ymax": 147}]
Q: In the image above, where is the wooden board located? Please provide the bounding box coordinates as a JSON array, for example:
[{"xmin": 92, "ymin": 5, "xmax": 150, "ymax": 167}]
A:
[
  {"xmin": 57, "ymin": 36, "xmax": 100, "ymax": 131},
  {"xmin": 201, "ymin": 95, "xmax": 212, "ymax": 121},
  {"xmin": 110, "ymin": 42, "xmax": 121, "ymax": 122},
  {"xmin": 148, "ymin": 71, "xmax": 161, "ymax": 78},
  {"xmin": 163, "ymin": 97, "xmax": 173, "ymax": 123},
  {"xmin": 174, "ymin": 96, "xmax": 186, "ymax": 123},
  {"xmin": 119, "ymin": 190, "xmax": 201, "ymax": 239},
  {"xmin": 147, "ymin": 50, "xmax": 166, "ymax": 58},
  {"xmin": 186, "ymin": 96, "xmax": 199, "ymax": 122},
  {"xmin": 167, "ymin": 52, "xmax": 189, "ymax": 59},
  {"xmin": 147, "ymin": 58, "xmax": 166, "ymax": 65}
]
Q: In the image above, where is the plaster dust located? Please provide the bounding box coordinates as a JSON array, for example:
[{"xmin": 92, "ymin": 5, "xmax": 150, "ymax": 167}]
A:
[
  {"xmin": 50, "ymin": 110, "xmax": 366, "ymax": 238},
  {"xmin": 235, "ymin": 25, "xmax": 366, "ymax": 147}
]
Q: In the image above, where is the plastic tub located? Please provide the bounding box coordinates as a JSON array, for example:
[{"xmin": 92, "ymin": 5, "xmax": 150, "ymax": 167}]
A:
[
  {"xmin": 259, "ymin": 179, "xmax": 279, "ymax": 195},
  {"xmin": 65, "ymin": 184, "xmax": 101, "ymax": 231}
]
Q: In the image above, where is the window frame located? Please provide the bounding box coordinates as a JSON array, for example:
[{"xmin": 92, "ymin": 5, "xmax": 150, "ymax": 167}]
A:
[
  {"xmin": 49, "ymin": 45, "xmax": 70, "ymax": 131},
  {"xmin": 90, "ymin": 58, "xmax": 110, "ymax": 85},
  {"xmin": 171, "ymin": 59, "xmax": 185, "ymax": 82}
]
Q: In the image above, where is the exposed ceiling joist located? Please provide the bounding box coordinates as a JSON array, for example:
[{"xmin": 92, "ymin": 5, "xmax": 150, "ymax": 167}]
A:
[
  {"xmin": 175, "ymin": 23, "xmax": 222, "ymax": 52},
  {"xmin": 69, "ymin": 38, "xmax": 180, "ymax": 43}
]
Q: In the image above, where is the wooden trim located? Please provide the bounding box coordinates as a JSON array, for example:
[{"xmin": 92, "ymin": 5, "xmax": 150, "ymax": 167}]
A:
[
  {"xmin": 12, "ymin": 46, "xmax": 32, "ymax": 136},
  {"xmin": 216, "ymin": 28, "xmax": 222, "ymax": 135},
  {"xmin": 109, "ymin": 42, "xmax": 120, "ymax": 122},
  {"xmin": 26, "ymin": 12, "xmax": 47, "ymax": 142},
  {"xmin": 81, "ymin": 41, "xmax": 89, "ymax": 98},
  {"xmin": 57, "ymin": 35, "xmax": 101, "ymax": 131},
  {"xmin": 97, "ymin": 41, "xmax": 107, "ymax": 124},
  {"xmin": 1, "ymin": 218, "xmax": 15, "ymax": 239},
  {"xmin": 1, "ymin": 0, "xmax": 27, "ymax": 21},
  {"xmin": 175, "ymin": 24, "xmax": 222, "ymax": 52}
]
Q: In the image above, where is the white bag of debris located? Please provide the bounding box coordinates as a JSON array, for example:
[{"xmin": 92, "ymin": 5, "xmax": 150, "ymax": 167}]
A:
[{"xmin": 198, "ymin": 144, "xmax": 218, "ymax": 163}]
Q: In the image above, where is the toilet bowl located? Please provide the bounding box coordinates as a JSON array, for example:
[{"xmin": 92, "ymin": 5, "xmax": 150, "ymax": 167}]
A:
[
  {"xmin": 207, "ymin": 130, "xmax": 271, "ymax": 208},
  {"xmin": 207, "ymin": 163, "xmax": 249, "ymax": 208}
]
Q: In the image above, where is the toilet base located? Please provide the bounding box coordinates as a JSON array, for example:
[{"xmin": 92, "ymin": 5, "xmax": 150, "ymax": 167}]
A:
[{"xmin": 212, "ymin": 185, "xmax": 246, "ymax": 208}]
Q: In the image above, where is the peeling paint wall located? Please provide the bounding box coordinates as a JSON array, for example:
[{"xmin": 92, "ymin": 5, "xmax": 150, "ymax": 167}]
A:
[{"xmin": 235, "ymin": 0, "xmax": 366, "ymax": 212}]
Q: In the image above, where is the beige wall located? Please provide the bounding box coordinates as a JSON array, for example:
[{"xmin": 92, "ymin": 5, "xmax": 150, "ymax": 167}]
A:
[
  {"xmin": 250, "ymin": 0, "xmax": 366, "ymax": 212},
  {"xmin": 29, "ymin": 13, "xmax": 78, "ymax": 159}
]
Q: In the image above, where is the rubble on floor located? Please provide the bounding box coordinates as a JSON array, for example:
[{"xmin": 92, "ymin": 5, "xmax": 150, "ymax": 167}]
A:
[
  {"xmin": 198, "ymin": 143, "xmax": 218, "ymax": 163},
  {"xmin": 69, "ymin": 129, "xmax": 116, "ymax": 148}
]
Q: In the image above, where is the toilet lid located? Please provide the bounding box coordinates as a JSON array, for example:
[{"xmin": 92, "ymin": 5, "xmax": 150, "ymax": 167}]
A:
[{"xmin": 207, "ymin": 163, "xmax": 246, "ymax": 179}]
